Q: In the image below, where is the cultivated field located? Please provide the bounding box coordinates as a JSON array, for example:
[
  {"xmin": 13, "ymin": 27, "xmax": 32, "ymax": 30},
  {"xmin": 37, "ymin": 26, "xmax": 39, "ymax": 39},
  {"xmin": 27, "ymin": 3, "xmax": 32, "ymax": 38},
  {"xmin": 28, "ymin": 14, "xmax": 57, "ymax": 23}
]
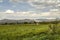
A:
[{"xmin": 0, "ymin": 24, "xmax": 60, "ymax": 40}]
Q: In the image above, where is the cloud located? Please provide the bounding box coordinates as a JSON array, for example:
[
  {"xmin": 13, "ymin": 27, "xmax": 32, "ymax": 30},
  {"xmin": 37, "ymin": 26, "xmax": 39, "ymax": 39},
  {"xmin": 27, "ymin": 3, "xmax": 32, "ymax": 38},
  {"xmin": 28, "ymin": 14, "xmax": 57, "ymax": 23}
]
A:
[
  {"xmin": 9, "ymin": 0, "xmax": 29, "ymax": 3},
  {"xmin": 9, "ymin": 0, "xmax": 60, "ymax": 3},
  {"xmin": 5, "ymin": 10, "xmax": 14, "ymax": 13},
  {"xmin": 50, "ymin": 9, "xmax": 59, "ymax": 12},
  {"xmin": 40, "ymin": 12, "xmax": 50, "ymax": 16},
  {"xmin": 9, "ymin": 0, "xmax": 60, "ymax": 10},
  {"xmin": 0, "ymin": 0, "xmax": 3, "ymax": 2},
  {"xmin": 28, "ymin": 0, "xmax": 60, "ymax": 10},
  {"xmin": 56, "ymin": 4, "xmax": 60, "ymax": 7},
  {"xmin": 28, "ymin": 0, "xmax": 47, "ymax": 9},
  {"xmin": 0, "ymin": 0, "xmax": 60, "ymax": 19},
  {"xmin": 0, "ymin": 9, "xmax": 60, "ymax": 19}
]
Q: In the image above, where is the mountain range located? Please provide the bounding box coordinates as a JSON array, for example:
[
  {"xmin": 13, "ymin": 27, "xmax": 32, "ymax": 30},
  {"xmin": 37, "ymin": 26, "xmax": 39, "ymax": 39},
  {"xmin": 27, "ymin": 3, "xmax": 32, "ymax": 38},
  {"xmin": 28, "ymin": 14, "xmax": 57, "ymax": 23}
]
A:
[{"xmin": 0, "ymin": 19, "xmax": 60, "ymax": 24}]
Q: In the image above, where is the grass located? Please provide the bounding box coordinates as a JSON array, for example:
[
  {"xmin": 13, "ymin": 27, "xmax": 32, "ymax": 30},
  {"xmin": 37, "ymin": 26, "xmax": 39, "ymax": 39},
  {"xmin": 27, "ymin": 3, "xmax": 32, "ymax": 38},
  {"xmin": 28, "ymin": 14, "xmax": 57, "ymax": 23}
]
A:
[{"xmin": 0, "ymin": 24, "xmax": 60, "ymax": 40}]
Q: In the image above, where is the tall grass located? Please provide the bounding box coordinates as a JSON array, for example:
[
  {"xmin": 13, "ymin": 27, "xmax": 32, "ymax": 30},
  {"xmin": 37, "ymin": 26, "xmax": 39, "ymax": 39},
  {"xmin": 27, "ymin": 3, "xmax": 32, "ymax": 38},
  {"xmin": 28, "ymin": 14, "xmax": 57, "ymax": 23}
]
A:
[{"xmin": 0, "ymin": 24, "xmax": 60, "ymax": 40}]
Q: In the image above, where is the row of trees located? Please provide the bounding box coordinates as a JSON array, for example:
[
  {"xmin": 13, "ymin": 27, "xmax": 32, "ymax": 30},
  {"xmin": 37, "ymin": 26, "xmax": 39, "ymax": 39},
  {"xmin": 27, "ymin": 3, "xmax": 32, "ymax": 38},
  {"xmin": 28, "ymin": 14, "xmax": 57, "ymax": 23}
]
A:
[{"xmin": 0, "ymin": 21, "xmax": 60, "ymax": 25}]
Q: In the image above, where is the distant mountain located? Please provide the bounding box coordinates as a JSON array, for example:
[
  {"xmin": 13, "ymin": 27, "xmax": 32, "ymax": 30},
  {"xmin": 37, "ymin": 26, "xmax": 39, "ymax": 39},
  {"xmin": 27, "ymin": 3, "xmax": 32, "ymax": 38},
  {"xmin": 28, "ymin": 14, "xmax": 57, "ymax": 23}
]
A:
[
  {"xmin": 0, "ymin": 19, "xmax": 17, "ymax": 24},
  {"xmin": 0, "ymin": 19, "xmax": 35, "ymax": 24},
  {"xmin": 0, "ymin": 19, "xmax": 60, "ymax": 24}
]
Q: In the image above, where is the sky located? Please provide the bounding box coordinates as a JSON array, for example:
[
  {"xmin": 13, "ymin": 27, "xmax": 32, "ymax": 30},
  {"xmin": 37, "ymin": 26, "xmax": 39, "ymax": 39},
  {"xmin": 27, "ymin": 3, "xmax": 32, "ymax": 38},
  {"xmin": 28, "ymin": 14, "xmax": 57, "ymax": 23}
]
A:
[{"xmin": 0, "ymin": 0, "xmax": 60, "ymax": 20}]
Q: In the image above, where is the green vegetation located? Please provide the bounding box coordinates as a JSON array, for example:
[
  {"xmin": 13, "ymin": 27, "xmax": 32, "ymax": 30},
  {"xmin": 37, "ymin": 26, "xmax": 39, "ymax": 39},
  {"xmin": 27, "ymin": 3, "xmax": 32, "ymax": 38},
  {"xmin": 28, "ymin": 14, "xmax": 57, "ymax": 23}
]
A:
[{"xmin": 0, "ymin": 24, "xmax": 60, "ymax": 40}]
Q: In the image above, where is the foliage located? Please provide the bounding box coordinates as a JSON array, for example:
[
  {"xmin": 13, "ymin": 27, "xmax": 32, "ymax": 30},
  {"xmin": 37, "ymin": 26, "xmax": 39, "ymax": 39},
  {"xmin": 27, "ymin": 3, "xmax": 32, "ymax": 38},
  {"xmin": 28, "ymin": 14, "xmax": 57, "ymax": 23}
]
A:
[{"xmin": 0, "ymin": 23, "xmax": 60, "ymax": 40}]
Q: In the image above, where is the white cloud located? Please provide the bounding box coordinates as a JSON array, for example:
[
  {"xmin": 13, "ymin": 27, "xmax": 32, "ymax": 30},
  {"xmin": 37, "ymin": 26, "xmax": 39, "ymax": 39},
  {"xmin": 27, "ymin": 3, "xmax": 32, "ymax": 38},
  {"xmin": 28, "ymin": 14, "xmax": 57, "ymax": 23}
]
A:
[
  {"xmin": 9, "ymin": 0, "xmax": 60, "ymax": 10},
  {"xmin": 0, "ymin": 9, "xmax": 60, "ymax": 19},
  {"xmin": 0, "ymin": 0, "xmax": 3, "ymax": 2},
  {"xmin": 40, "ymin": 12, "xmax": 50, "ymax": 16},
  {"xmin": 28, "ymin": 0, "xmax": 60, "ymax": 9},
  {"xmin": 0, "ymin": 0, "xmax": 60, "ymax": 19},
  {"xmin": 10, "ymin": 0, "xmax": 60, "ymax": 3},
  {"xmin": 10, "ymin": 0, "xmax": 18, "ymax": 2},
  {"xmin": 56, "ymin": 4, "xmax": 60, "ymax": 7},
  {"xmin": 5, "ymin": 10, "xmax": 14, "ymax": 13},
  {"xmin": 50, "ymin": 9, "xmax": 59, "ymax": 12},
  {"xmin": 10, "ymin": 0, "xmax": 32, "ymax": 2},
  {"xmin": 46, "ymin": 18, "xmax": 56, "ymax": 19}
]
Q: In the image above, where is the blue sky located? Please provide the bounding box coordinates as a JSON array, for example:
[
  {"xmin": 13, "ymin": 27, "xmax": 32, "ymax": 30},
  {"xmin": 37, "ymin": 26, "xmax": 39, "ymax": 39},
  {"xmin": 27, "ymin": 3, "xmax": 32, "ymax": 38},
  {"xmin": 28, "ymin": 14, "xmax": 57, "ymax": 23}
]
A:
[
  {"xmin": 0, "ymin": 0, "xmax": 36, "ymax": 12},
  {"xmin": 0, "ymin": 0, "xmax": 60, "ymax": 19}
]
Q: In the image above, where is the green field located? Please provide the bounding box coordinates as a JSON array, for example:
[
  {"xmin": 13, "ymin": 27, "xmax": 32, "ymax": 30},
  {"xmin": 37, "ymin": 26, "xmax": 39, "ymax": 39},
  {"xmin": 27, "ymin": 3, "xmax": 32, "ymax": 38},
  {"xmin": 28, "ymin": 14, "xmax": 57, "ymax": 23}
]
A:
[{"xmin": 0, "ymin": 24, "xmax": 60, "ymax": 40}]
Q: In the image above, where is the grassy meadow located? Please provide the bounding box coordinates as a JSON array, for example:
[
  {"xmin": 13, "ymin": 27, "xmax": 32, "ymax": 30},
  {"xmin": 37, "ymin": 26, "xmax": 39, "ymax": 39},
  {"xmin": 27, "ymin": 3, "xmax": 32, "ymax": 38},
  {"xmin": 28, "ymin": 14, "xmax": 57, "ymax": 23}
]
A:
[{"xmin": 0, "ymin": 24, "xmax": 60, "ymax": 40}]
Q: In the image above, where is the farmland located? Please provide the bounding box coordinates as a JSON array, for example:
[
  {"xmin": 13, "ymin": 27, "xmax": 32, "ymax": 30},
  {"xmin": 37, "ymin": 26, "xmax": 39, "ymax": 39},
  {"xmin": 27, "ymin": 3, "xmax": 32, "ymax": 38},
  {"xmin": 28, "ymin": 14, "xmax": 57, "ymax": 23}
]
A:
[{"xmin": 0, "ymin": 24, "xmax": 60, "ymax": 40}]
